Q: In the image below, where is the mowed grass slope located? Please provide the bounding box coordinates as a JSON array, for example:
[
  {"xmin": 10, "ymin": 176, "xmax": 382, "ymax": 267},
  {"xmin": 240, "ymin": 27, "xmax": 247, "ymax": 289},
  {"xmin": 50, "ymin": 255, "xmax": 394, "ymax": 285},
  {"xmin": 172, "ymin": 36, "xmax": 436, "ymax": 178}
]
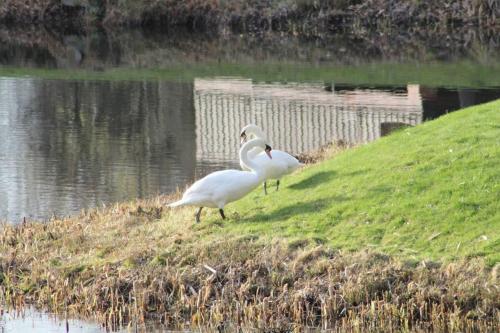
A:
[{"xmin": 193, "ymin": 99, "xmax": 500, "ymax": 264}]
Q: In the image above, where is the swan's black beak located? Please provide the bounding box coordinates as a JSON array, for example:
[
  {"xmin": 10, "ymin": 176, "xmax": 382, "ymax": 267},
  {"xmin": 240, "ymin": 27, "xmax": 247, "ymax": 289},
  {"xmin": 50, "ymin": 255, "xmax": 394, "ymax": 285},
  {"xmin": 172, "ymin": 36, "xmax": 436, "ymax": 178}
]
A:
[
  {"xmin": 240, "ymin": 131, "xmax": 247, "ymax": 144},
  {"xmin": 265, "ymin": 144, "xmax": 272, "ymax": 159}
]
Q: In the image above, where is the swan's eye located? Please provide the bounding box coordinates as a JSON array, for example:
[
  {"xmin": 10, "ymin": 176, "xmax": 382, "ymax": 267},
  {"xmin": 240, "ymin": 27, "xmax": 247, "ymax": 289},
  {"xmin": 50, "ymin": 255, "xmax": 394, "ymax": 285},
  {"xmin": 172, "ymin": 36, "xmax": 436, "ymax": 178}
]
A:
[{"xmin": 265, "ymin": 144, "xmax": 272, "ymax": 151}]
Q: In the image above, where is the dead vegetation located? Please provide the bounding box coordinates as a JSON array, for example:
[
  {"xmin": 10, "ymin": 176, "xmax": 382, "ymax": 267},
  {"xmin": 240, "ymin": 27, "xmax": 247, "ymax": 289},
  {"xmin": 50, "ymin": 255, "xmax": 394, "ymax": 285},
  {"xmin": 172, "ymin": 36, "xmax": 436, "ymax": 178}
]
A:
[
  {"xmin": 0, "ymin": 0, "xmax": 498, "ymax": 33},
  {"xmin": 0, "ymin": 186, "xmax": 498, "ymax": 331},
  {"xmin": 295, "ymin": 140, "xmax": 351, "ymax": 164},
  {"xmin": 0, "ymin": 0, "xmax": 86, "ymax": 30}
]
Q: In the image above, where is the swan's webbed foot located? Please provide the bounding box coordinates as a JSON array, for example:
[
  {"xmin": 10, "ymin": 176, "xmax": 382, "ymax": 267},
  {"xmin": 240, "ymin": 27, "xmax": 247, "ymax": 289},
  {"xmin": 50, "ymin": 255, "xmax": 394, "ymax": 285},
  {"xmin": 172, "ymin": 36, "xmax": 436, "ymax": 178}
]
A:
[
  {"xmin": 276, "ymin": 180, "xmax": 280, "ymax": 191},
  {"xmin": 195, "ymin": 207, "xmax": 203, "ymax": 223},
  {"xmin": 219, "ymin": 208, "xmax": 226, "ymax": 220},
  {"xmin": 263, "ymin": 182, "xmax": 268, "ymax": 195}
]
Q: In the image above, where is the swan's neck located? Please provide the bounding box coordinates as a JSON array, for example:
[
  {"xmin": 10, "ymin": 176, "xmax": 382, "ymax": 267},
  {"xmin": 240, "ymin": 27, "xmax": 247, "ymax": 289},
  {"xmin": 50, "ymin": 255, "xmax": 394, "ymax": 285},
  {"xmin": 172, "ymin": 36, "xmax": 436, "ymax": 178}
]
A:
[{"xmin": 240, "ymin": 142, "xmax": 266, "ymax": 179}]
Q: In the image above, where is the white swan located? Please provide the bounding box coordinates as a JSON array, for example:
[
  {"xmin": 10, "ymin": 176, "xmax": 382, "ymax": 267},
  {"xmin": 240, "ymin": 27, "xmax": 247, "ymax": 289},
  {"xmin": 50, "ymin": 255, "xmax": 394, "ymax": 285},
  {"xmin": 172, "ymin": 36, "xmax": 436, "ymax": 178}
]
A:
[
  {"xmin": 168, "ymin": 138, "xmax": 272, "ymax": 223},
  {"xmin": 240, "ymin": 124, "xmax": 303, "ymax": 194}
]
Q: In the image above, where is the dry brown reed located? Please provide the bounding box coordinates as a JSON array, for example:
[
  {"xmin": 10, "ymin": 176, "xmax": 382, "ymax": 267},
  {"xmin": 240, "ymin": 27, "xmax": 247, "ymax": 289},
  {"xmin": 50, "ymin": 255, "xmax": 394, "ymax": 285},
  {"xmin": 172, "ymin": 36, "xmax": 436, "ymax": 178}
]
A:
[
  {"xmin": 296, "ymin": 140, "xmax": 351, "ymax": 165},
  {"xmin": 1, "ymin": 0, "xmax": 498, "ymax": 32},
  {"xmin": 0, "ymin": 189, "xmax": 498, "ymax": 331}
]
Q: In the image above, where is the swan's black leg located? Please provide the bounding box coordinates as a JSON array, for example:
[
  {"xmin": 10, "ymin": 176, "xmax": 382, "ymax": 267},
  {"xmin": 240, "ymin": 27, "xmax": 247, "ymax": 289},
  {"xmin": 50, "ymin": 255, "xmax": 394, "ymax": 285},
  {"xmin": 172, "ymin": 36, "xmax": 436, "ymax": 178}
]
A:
[
  {"xmin": 195, "ymin": 207, "xmax": 203, "ymax": 223},
  {"xmin": 263, "ymin": 182, "xmax": 268, "ymax": 195},
  {"xmin": 219, "ymin": 208, "xmax": 226, "ymax": 220},
  {"xmin": 276, "ymin": 180, "xmax": 280, "ymax": 191}
]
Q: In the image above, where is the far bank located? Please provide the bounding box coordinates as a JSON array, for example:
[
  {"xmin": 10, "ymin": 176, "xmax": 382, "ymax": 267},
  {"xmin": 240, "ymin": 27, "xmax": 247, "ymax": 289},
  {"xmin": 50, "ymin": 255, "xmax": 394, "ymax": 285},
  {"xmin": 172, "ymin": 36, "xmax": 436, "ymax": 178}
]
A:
[{"xmin": 0, "ymin": 0, "xmax": 498, "ymax": 33}]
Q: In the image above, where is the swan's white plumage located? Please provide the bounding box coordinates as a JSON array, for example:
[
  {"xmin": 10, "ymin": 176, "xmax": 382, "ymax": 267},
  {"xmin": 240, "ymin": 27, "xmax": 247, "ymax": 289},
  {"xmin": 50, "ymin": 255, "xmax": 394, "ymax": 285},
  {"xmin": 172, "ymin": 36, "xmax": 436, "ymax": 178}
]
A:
[
  {"xmin": 168, "ymin": 138, "xmax": 269, "ymax": 212},
  {"xmin": 240, "ymin": 124, "xmax": 303, "ymax": 182},
  {"xmin": 169, "ymin": 170, "xmax": 261, "ymax": 208},
  {"xmin": 250, "ymin": 150, "xmax": 303, "ymax": 179}
]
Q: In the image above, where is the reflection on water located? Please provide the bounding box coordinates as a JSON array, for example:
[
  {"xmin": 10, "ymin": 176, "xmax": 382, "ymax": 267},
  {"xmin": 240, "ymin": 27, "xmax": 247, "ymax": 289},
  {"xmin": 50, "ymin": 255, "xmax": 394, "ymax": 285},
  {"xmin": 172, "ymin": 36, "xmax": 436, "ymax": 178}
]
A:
[
  {"xmin": 1, "ymin": 26, "xmax": 499, "ymax": 70},
  {"xmin": 195, "ymin": 79, "xmax": 423, "ymax": 164},
  {"xmin": 1, "ymin": 76, "xmax": 499, "ymax": 222},
  {"xmin": 194, "ymin": 79, "xmax": 500, "ymax": 164},
  {"xmin": 0, "ymin": 77, "xmax": 198, "ymax": 222},
  {"xmin": 0, "ymin": 308, "xmax": 104, "ymax": 333},
  {"xmin": 0, "ymin": 307, "xmax": 196, "ymax": 333}
]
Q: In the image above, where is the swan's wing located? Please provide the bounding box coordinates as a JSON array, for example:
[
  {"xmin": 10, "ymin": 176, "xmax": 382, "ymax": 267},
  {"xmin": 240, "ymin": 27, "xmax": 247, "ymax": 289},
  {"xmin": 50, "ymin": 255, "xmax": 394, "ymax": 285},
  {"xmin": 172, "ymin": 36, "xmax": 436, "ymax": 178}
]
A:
[
  {"xmin": 251, "ymin": 153, "xmax": 286, "ymax": 179},
  {"xmin": 272, "ymin": 150, "xmax": 301, "ymax": 166},
  {"xmin": 188, "ymin": 170, "xmax": 260, "ymax": 205},
  {"xmin": 271, "ymin": 150, "xmax": 302, "ymax": 173},
  {"xmin": 185, "ymin": 170, "xmax": 257, "ymax": 197},
  {"xmin": 180, "ymin": 170, "xmax": 243, "ymax": 207},
  {"xmin": 184, "ymin": 170, "xmax": 229, "ymax": 197},
  {"xmin": 207, "ymin": 170, "xmax": 259, "ymax": 192},
  {"xmin": 252, "ymin": 149, "xmax": 302, "ymax": 179}
]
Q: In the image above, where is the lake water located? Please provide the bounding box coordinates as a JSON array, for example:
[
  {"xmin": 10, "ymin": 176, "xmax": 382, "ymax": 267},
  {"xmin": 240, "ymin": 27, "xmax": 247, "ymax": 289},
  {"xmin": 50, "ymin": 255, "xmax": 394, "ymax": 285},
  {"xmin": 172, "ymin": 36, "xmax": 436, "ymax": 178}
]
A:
[
  {"xmin": 0, "ymin": 25, "xmax": 500, "ymax": 332},
  {"xmin": 1, "ymin": 28, "xmax": 500, "ymax": 223},
  {"xmin": 0, "ymin": 308, "xmax": 103, "ymax": 333},
  {"xmin": 0, "ymin": 307, "xmax": 183, "ymax": 333},
  {"xmin": 1, "ymin": 78, "xmax": 499, "ymax": 222}
]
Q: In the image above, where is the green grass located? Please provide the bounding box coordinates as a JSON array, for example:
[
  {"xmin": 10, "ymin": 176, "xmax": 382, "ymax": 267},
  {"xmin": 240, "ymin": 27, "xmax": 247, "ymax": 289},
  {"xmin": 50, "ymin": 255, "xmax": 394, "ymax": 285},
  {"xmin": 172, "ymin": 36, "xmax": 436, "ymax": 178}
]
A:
[
  {"xmin": 2, "ymin": 60, "xmax": 500, "ymax": 87},
  {"xmin": 193, "ymin": 99, "xmax": 500, "ymax": 265},
  {"xmin": 1, "ymin": 99, "xmax": 498, "ymax": 329}
]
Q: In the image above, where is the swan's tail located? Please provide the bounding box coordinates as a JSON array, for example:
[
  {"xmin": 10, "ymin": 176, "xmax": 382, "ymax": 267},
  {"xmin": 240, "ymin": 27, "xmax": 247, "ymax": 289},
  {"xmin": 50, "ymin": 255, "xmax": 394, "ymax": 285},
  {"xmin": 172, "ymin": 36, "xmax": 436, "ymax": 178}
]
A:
[{"xmin": 168, "ymin": 199, "xmax": 187, "ymax": 208}]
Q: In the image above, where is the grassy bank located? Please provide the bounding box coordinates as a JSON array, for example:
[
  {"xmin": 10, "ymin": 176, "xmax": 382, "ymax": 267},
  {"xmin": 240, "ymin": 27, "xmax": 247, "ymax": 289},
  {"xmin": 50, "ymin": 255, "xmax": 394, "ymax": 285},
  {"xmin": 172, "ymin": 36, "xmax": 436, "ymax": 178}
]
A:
[
  {"xmin": 0, "ymin": 0, "xmax": 498, "ymax": 32},
  {"xmin": 2, "ymin": 60, "xmax": 500, "ymax": 88},
  {"xmin": 1, "ymin": 100, "xmax": 499, "ymax": 330},
  {"xmin": 227, "ymin": 101, "xmax": 500, "ymax": 264}
]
